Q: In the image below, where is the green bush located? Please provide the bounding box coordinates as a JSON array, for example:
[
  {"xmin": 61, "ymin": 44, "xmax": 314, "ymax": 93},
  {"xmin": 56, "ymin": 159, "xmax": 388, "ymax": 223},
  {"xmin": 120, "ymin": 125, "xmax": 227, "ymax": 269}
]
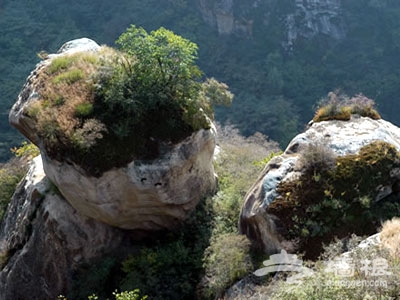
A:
[
  {"xmin": 48, "ymin": 56, "xmax": 73, "ymax": 74},
  {"xmin": 68, "ymin": 257, "xmax": 119, "ymax": 300},
  {"xmin": 91, "ymin": 26, "xmax": 228, "ymax": 160},
  {"xmin": 11, "ymin": 141, "xmax": 39, "ymax": 158},
  {"xmin": 53, "ymin": 69, "xmax": 84, "ymax": 84},
  {"xmin": 0, "ymin": 159, "xmax": 29, "ymax": 220},
  {"xmin": 75, "ymin": 102, "xmax": 93, "ymax": 117},
  {"xmin": 120, "ymin": 241, "xmax": 197, "ymax": 300},
  {"xmin": 201, "ymin": 234, "xmax": 253, "ymax": 299}
]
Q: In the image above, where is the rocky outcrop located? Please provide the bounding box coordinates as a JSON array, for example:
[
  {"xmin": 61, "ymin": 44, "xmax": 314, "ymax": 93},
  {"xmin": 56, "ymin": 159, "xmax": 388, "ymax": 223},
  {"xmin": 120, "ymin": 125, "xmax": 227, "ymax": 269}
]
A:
[
  {"xmin": 240, "ymin": 116, "xmax": 400, "ymax": 255},
  {"xmin": 0, "ymin": 157, "xmax": 126, "ymax": 300},
  {"xmin": 9, "ymin": 38, "xmax": 217, "ymax": 231},
  {"xmin": 198, "ymin": 0, "xmax": 255, "ymax": 36},
  {"xmin": 1, "ymin": 38, "xmax": 218, "ymax": 299},
  {"xmin": 197, "ymin": 0, "xmax": 346, "ymax": 46},
  {"xmin": 285, "ymin": 0, "xmax": 346, "ymax": 50}
]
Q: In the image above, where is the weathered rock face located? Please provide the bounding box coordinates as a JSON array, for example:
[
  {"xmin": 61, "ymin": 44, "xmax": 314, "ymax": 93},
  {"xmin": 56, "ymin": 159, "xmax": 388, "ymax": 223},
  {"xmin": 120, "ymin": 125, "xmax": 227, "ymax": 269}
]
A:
[
  {"xmin": 198, "ymin": 0, "xmax": 256, "ymax": 36},
  {"xmin": 285, "ymin": 0, "xmax": 346, "ymax": 50},
  {"xmin": 9, "ymin": 38, "xmax": 217, "ymax": 231},
  {"xmin": 240, "ymin": 116, "xmax": 400, "ymax": 255},
  {"xmin": 0, "ymin": 157, "xmax": 126, "ymax": 300},
  {"xmin": 41, "ymin": 128, "xmax": 216, "ymax": 230},
  {"xmin": 197, "ymin": 0, "xmax": 346, "ymax": 44}
]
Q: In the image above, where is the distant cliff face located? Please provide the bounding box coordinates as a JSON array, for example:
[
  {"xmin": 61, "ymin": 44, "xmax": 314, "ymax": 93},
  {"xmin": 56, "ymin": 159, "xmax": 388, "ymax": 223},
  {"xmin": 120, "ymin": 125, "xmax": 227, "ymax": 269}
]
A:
[
  {"xmin": 286, "ymin": 0, "xmax": 346, "ymax": 49},
  {"xmin": 198, "ymin": 0, "xmax": 253, "ymax": 36},
  {"xmin": 198, "ymin": 0, "xmax": 346, "ymax": 46}
]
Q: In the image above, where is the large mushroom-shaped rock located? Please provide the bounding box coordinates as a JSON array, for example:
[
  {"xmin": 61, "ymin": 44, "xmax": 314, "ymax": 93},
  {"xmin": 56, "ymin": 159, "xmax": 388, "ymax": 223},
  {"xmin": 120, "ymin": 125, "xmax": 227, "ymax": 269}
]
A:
[
  {"xmin": 240, "ymin": 116, "xmax": 400, "ymax": 257},
  {"xmin": 9, "ymin": 38, "xmax": 217, "ymax": 230},
  {"xmin": 40, "ymin": 129, "xmax": 216, "ymax": 230}
]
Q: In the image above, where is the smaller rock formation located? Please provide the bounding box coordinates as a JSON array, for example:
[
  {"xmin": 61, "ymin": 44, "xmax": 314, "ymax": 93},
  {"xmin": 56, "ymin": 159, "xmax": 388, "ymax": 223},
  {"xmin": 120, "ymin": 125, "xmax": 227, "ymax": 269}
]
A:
[{"xmin": 240, "ymin": 116, "xmax": 400, "ymax": 256}]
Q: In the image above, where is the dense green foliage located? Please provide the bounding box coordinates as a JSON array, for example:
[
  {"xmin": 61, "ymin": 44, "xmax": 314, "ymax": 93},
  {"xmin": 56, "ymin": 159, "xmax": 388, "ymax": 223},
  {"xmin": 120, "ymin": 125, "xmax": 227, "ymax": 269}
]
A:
[
  {"xmin": 270, "ymin": 141, "xmax": 400, "ymax": 259},
  {"xmin": 29, "ymin": 27, "xmax": 232, "ymax": 175},
  {"xmin": 4, "ymin": 0, "xmax": 400, "ymax": 159},
  {"xmin": 0, "ymin": 160, "xmax": 25, "ymax": 220}
]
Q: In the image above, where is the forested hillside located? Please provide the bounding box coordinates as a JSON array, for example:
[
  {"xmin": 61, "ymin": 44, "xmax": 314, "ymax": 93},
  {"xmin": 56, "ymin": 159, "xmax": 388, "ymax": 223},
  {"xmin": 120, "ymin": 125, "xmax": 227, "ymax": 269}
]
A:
[{"xmin": 2, "ymin": 0, "xmax": 400, "ymax": 159}]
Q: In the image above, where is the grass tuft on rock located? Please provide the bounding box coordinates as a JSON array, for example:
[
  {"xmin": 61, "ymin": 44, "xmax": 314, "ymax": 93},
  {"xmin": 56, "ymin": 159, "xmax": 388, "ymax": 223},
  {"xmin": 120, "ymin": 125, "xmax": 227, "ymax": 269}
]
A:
[{"xmin": 313, "ymin": 92, "xmax": 381, "ymax": 122}]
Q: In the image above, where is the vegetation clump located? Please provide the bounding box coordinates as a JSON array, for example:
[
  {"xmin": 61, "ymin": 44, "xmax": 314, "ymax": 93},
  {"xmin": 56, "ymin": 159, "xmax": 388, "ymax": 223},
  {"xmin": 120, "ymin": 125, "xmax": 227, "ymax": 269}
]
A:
[
  {"xmin": 380, "ymin": 217, "xmax": 400, "ymax": 258},
  {"xmin": 201, "ymin": 233, "xmax": 253, "ymax": 299},
  {"xmin": 269, "ymin": 141, "xmax": 400, "ymax": 258},
  {"xmin": 27, "ymin": 25, "xmax": 233, "ymax": 176},
  {"xmin": 0, "ymin": 142, "xmax": 38, "ymax": 221},
  {"xmin": 313, "ymin": 92, "xmax": 381, "ymax": 122}
]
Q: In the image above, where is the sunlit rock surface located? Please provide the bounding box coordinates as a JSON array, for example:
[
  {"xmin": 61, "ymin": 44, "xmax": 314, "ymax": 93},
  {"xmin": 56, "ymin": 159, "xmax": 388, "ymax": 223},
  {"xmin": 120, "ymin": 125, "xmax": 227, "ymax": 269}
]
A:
[{"xmin": 240, "ymin": 116, "xmax": 400, "ymax": 254}]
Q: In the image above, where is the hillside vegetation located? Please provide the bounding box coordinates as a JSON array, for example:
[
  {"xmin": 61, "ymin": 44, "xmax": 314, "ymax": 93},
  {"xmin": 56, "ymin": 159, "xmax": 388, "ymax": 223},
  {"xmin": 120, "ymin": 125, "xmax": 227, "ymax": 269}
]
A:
[{"xmin": 3, "ymin": 0, "xmax": 400, "ymax": 158}]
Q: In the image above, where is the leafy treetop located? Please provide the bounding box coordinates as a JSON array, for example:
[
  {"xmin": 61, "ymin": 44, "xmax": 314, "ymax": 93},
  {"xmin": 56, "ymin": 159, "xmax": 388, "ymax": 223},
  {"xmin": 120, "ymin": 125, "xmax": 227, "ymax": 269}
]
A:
[{"xmin": 116, "ymin": 25, "xmax": 201, "ymax": 96}]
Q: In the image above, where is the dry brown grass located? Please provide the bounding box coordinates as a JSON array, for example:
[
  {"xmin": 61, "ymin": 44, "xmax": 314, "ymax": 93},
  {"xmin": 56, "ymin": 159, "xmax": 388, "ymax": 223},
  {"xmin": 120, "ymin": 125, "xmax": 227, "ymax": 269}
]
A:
[
  {"xmin": 381, "ymin": 217, "xmax": 400, "ymax": 258},
  {"xmin": 26, "ymin": 49, "xmax": 118, "ymax": 151},
  {"xmin": 313, "ymin": 92, "xmax": 381, "ymax": 122}
]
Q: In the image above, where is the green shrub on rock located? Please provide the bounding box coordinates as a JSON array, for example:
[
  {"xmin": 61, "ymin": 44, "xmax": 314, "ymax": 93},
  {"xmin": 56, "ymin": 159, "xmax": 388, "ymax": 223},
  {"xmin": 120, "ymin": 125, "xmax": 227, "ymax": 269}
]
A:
[
  {"xmin": 29, "ymin": 26, "xmax": 233, "ymax": 176},
  {"xmin": 0, "ymin": 163, "xmax": 25, "ymax": 220},
  {"xmin": 0, "ymin": 142, "xmax": 37, "ymax": 221}
]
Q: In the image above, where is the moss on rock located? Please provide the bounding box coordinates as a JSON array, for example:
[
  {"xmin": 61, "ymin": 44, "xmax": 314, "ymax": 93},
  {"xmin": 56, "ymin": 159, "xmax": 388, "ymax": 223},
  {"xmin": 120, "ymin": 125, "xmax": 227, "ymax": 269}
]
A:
[{"xmin": 269, "ymin": 141, "xmax": 400, "ymax": 258}]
